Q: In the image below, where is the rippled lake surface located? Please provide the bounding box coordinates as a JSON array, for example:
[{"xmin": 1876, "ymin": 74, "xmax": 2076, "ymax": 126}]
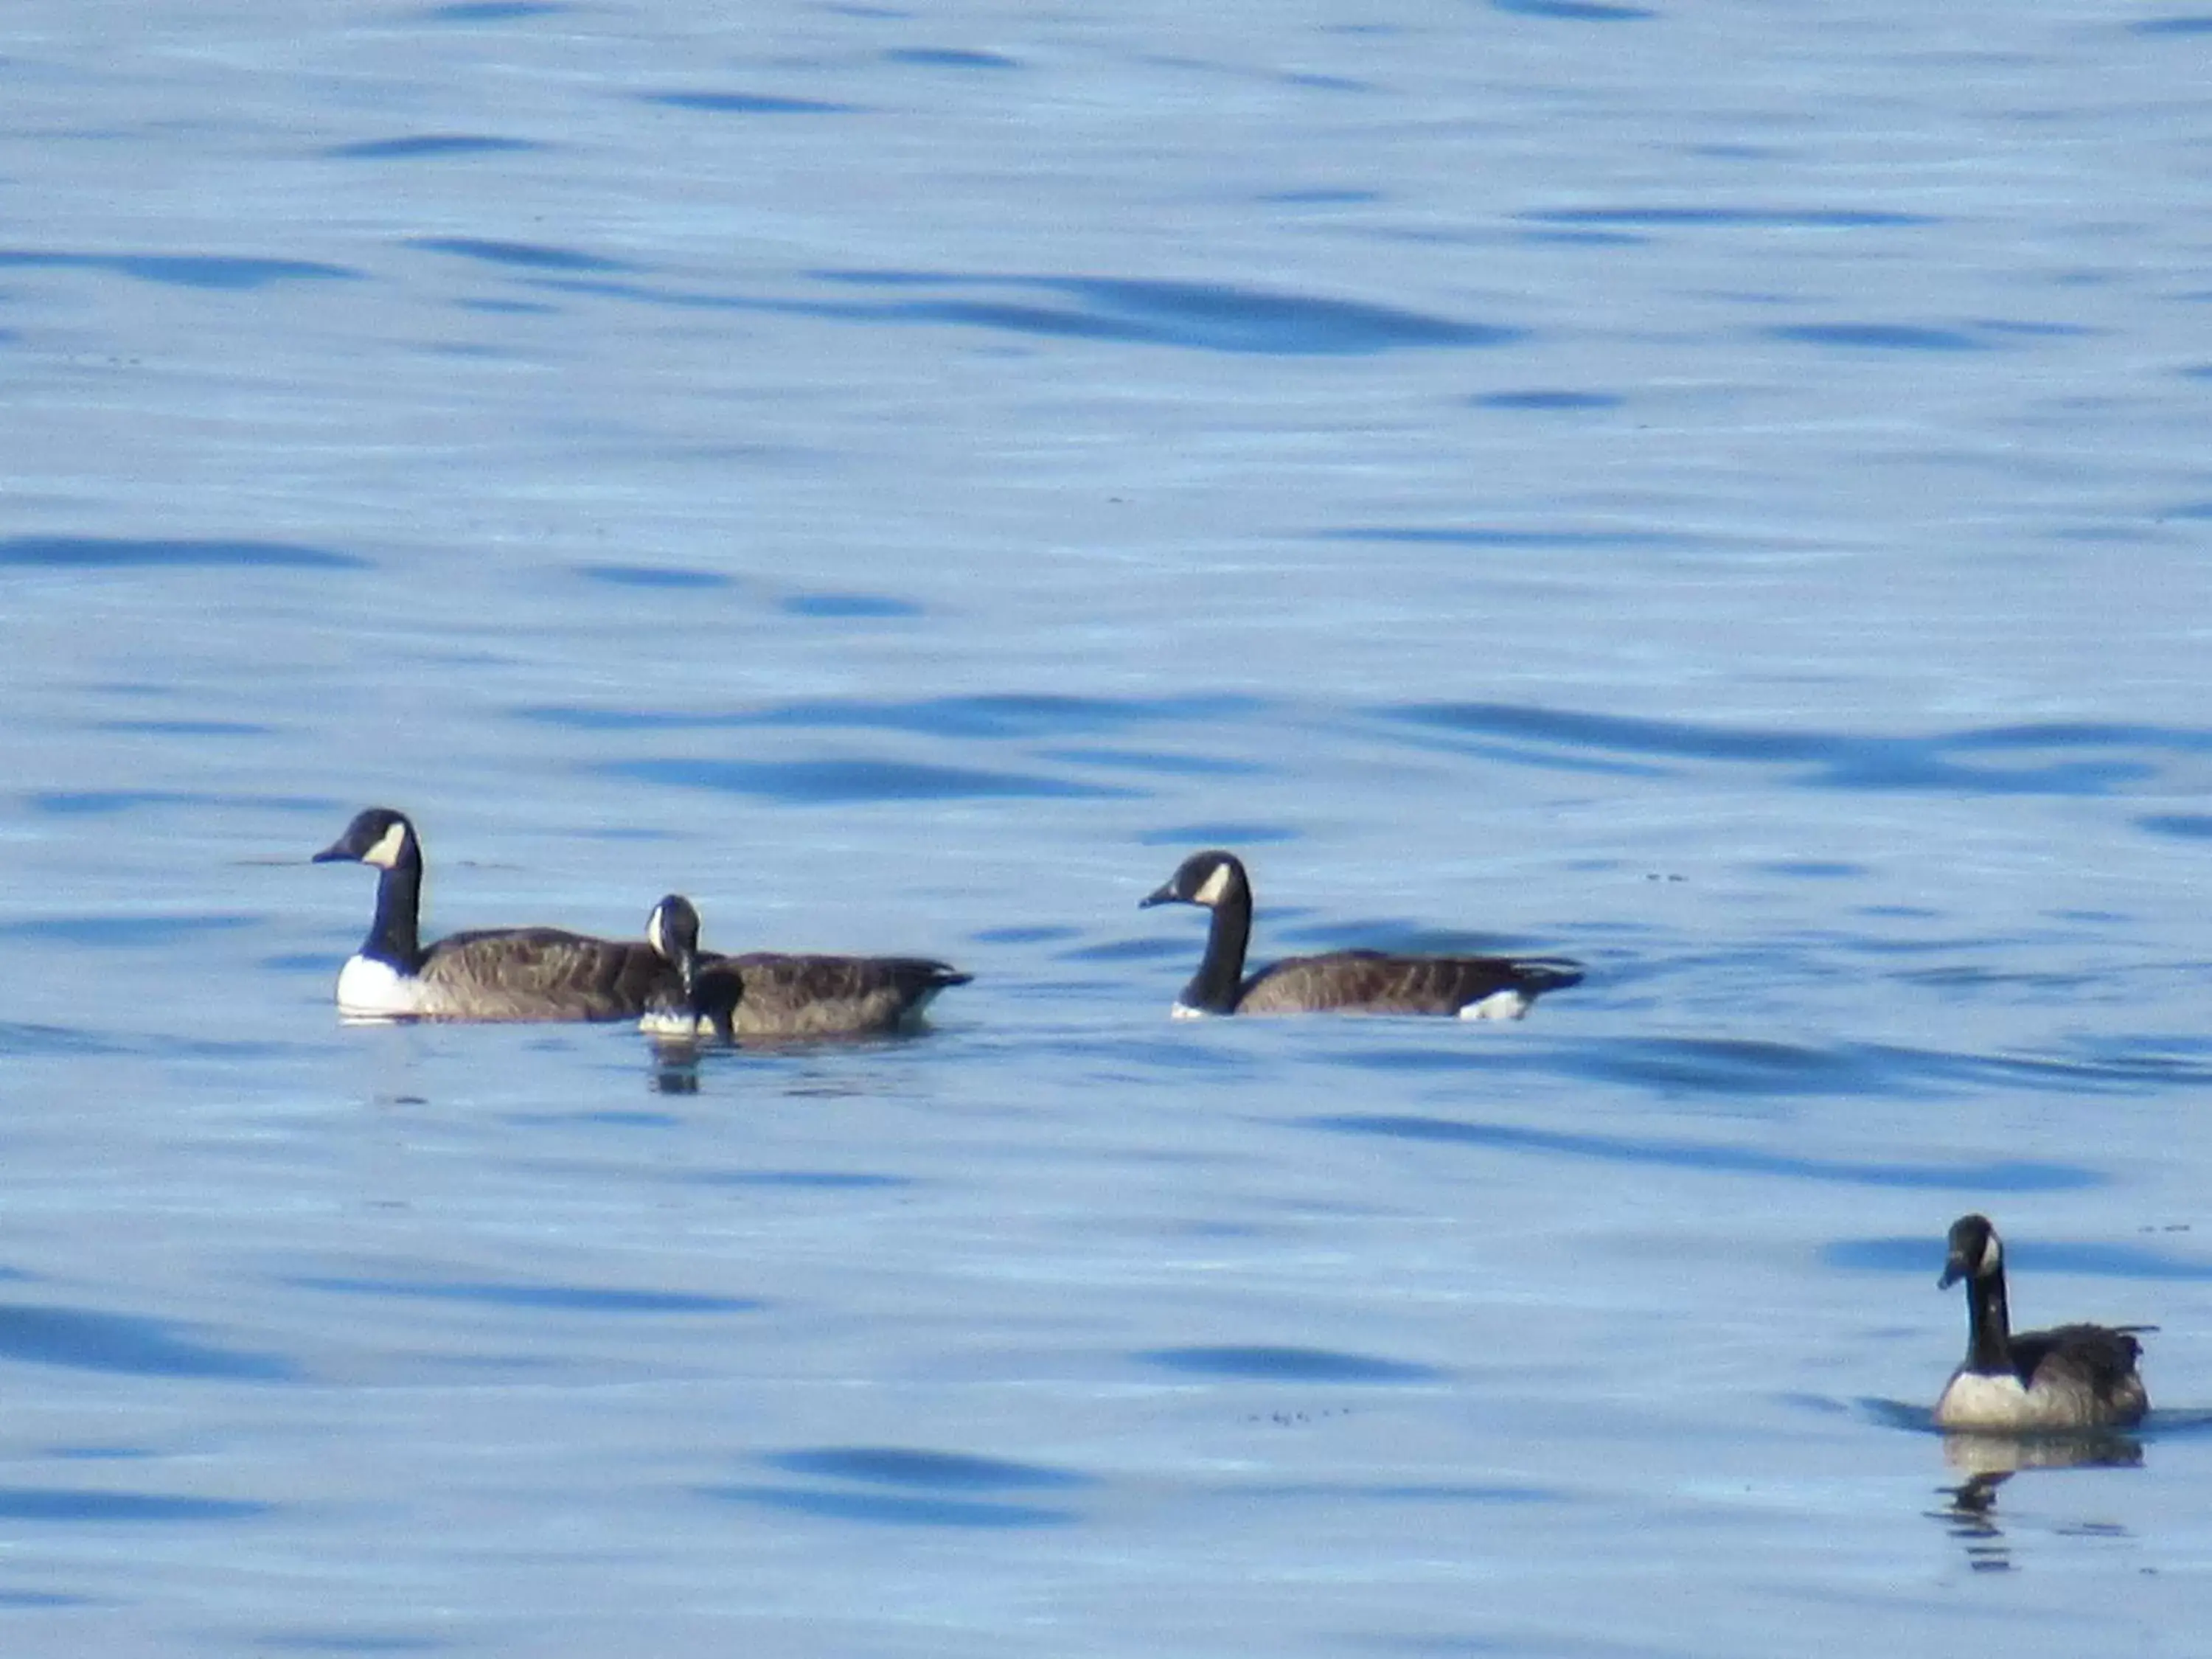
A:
[{"xmin": 4, "ymin": 1, "xmax": 2211, "ymax": 1652}]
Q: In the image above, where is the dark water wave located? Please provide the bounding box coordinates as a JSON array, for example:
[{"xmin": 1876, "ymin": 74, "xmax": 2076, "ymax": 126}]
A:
[
  {"xmin": 1138, "ymin": 822, "xmax": 1298, "ymax": 846},
  {"xmin": 884, "ymin": 47, "xmax": 1020, "ymax": 69},
  {"xmin": 0, "ymin": 536, "xmax": 366, "ymax": 570},
  {"xmin": 0, "ymin": 251, "xmax": 357, "ymax": 289},
  {"xmin": 677, "ymin": 1169, "xmax": 909, "ymax": 1190},
  {"xmin": 1823, "ymin": 1235, "xmax": 2212, "ymax": 1279},
  {"xmin": 24, "ymin": 788, "xmax": 335, "ymax": 815},
  {"xmin": 324, "ymin": 136, "xmax": 540, "ymax": 159},
  {"xmin": 602, "ymin": 757, "xmax": 1136, "ymax": 803},
  {"xmin": 422, "ymin": 1, "xmax": 567, "ymax": 18},
  {"xmin": 286, "ymin": 1276, "xmax": 759, "ymax": 1314},
  {"xmin": 782, "ymin": 592, "xmax": 920, "ymax": 617},
  {"xmin": 0, "ymin": 1304, "xmax": 294, "ymax": 1380},
  {"xmin": 0, "ymin": 1023, "xmax": 131, "ymax": 1057},
  {"xmin": 523, "ymin": 269, "xmax": 1515, "ymax": 355},
  {"xmin": 1233, "ymin": 1479, "xmax": 1556, "ymax": 1505},
  {"xmin": 525, "ymin": 692, "xmax": 1258, "ymax": 738},
  {"xmin": 410, "ymin": 236, "xmax": 630, "ymax": 272},
  {"xmin": 0, "ymin": 914, "xmax": 257, "ymax": 947},
  {"xmin": 1472, "ymin": 389, "xmax": 1624, "ymax": 410},
  {"xmin": 1037, "ymin": 745, "xmax": 1265, "ymax": 778},
  {"xmin": 0, "ymin": 1489, "xmax": 272, "ymax": 1523},
  {"xmin": 1326, "ymin": 1034, "xmax": 2208, "ymax": 1102},
  {"xmin": 698, "ymin": 1483, "xmax": 1076, "ymax": 1527},
  {"xmin": 762, "ymin": 1447, "xmax": 1093, "ymax": 1489},
  {"xmin": 1493, "ymin": 0, "xmax": 1655, "ymax": 18},
  {"xmin": 574, "ymin": 563, "xmax": 731, "ymax": 590},
  {"xmin": 1320, "ymin": 526, "xmax": 1696, "ymax": 549},
  {"xmin": 1769, "ymin": 323, "xmax": 1994, "ymax": 352},
  {"xmin": 641, "ymin": 91, "xmax": 854, "ymax": 114},
  {"xmin": 1522, "ymin": 206, "xmax": 1933, "ymax": 229},
  {"xmin": 1139, "ymin": 1345, "xmax": 1446, "ymax": 1382},
  {"xmin": 1305, "ymin": 1114, "xmax": 2095, "ymax": 1192},
  {"xmin": 1382, "ymin": 702, "xmax": 2210, "ymax": 795}
]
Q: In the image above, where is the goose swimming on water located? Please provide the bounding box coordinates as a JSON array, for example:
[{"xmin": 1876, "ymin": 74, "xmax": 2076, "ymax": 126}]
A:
[
  {"xmin": 1138, "ymin": 849, "xmax": 1583, "ymax": 1018},
  {"xmin": 639, "ymin": 893, "xmax": 970, "ymax": 1041},
  {"xmin": 1934, "ymin": 1213, "xmax": 2150, "ymax": 1432},
  {"xmin": 313, "ymin": 807, "xmax": 678, "ymax": 1021}
]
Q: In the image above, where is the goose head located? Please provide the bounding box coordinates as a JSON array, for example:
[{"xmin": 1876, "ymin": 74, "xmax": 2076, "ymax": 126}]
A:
[
  {"xmin": 1940, "ymin": 1213, "xmax": 2001, "ymax": 1290},
  {"xmin": 1141, "ymin": 849, "xmax": 1249, "ymax": 911},
  {"xmin": 314, "ymin": 807, "xmax": 417, "ymax": 870}
]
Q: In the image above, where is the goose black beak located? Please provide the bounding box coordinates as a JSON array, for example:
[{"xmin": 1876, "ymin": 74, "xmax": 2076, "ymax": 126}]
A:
[
  {"xmin": 1138, "ymin": 883, "xmax": 1181, "ymax": 909},
  {"xmin": 311, "ymin": 841, "xmax": 352, "ymax": 863},
  {"xmin": 1938, "ymin": 1256, "xmax": 1969, "ymax": 1291}
]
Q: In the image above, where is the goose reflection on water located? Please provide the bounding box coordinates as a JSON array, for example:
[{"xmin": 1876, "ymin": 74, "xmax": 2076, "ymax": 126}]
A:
[{"xmin": 1929, "ymin": 1429, "xmax": 2143, "ymax": 1573}]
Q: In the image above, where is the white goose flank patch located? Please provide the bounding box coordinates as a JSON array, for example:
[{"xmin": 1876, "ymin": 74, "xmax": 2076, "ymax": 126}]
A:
[
  {"xmin": 1934, "ymin": 1368, "xmax": 2032, "ymax": 1430},
  {"xmin": 1169, "ymin": 1001, "xmax": 1211, "ymax": 1020},
  {"xmin": 1191, "ymin": 860, "xmax": 1236, "ymax": 907},
  {"xmin": 335, "ymin": 953, "xmax": 425, "ymax": 1018},
  {"xmin": 1458, "ymin": 988, "xmax": 1531, "ymax": 1021},
  {"xmin": 639, "ymin": 1006, "xmax": 709, "ymax": 1040}
]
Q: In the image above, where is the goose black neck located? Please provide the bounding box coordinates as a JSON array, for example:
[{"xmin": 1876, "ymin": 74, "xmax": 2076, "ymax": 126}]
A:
[
  {"xmin": 364, "ymin": 849, "xmax": 426, "ymax": 971},
  {"xmin": 1182, "ymin": 889, "xmax": 1253, "ymax": 1014},
  {"xmin": 1961, "ymin": 1267, "xmax": 2014, "ymax": 1376}
]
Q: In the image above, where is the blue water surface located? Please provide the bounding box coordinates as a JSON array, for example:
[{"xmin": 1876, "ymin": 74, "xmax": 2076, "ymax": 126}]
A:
[{"xmin": 0, "ymin": 1, "xmax": 2208, "ymax": 1654}]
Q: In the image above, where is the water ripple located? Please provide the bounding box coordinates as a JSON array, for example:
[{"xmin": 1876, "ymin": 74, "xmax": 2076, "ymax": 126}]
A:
[
  {"xmin": 411, "ymin": 236, "xmax": 630, "ymax": 273},
  {"xmin": 421, "ymin": 1, "xmax": 566, "ymax": 18},
  {"xmin": 0, "ymin": 914, "xmax": 257, "ymax": 947},
  {"xmin": 884, "ymin": 48, "xmax": 1021, "ymax": 70},
  {"xmin": 285, "ymin": 1277, "xmax": 759, "ymax": 1315},
  {"xmin": 1768, "ymin": 323, "xmax": 1994, "ymax": 352},
  {"xmin": 641, "ymin": 91, "xmax": 854, "ymax": 114},
  {"xmin": 1304, "ymin": 1115, "xmax": 2097, "ymax": 1192},
  {"xmin": 602, "ymin": 757, "xmax": 1137, "ymax": 803},
  {"xmin": 525, "ymin": 692, "xmax": 1256, "ymax": 738},
  {"xmin": 547, "ymin": 268, "xmax": 1518, "ymax": 355},
  {"xmin": 1522, "ymin": 206, "xmax": 1935, "ymax": 230},
  {"xmin": 1493, "ymin": 0, "xmax": 1656, "ymax": 18},
  {"xmin": 1823, "ymin": 1236, "xmax": 2212, "ymax": 1279},
  {"xmin": 0, "ymin": 251, "xmax": 358, "ymax": 290},
  {"xmin": 323, "ymin": 136, "xmax": 540, "ymax": 159},
  {"xmin": 780, "ymin": 592, "xmax": 921, "ymax": 618},
  {"xmin": 1384, "ymin": 702, "xmax": 2207, "ymax": 795},
  {"xmin": 698, "ymin": 1484, "xmax": 1077, "ymax": 1527},
  {"xmin": 0, "ymin": 536, "xmax": 367, "ymax": 570},
  {"xmin": 1138, "ymin": 1345, "xmax": 1447, "ymax": 1382},
  {"xmin": 762, "ymin": 1447, "xmax": 1093, "ymax": 1490},
  {"xmin": 0, "ymin": 1488, "xmax": 272, "ymax": 1523},
  {"xmin": 574, "ymin": 563, "xmax": 731, "ymax": 590},
  {"xmin": 0, "ymin": 1304, "xmax": 294, "ymax": 1380},
  {"xmin": 1321, "ymin": 526, "xmax": 1694, "ymax": 549}
]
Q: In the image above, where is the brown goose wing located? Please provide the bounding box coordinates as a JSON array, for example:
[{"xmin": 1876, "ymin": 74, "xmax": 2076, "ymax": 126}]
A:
[
  {"xmin": 421, "ymin": 928, "xmax": 679, "ymax": 1021},
  {"xmin": 2014, "ymin": 1322, "xmax": 2150, "ymax": 1418},
  {"xmin": 1236, "ymin": 950, "xmax": 1579, "ymax": 1015},
  {"xmin": 718, "ymin": 952, "xmax": 970, "ymax": 1037}
]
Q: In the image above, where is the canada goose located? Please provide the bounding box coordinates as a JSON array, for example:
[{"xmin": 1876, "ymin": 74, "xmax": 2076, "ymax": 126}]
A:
[
  {"xmin": 1934, "ymin": 1213, "xmax": 2150, "ymax": 1432},
  {"xmin": 639, "ymin": 893, "xmax": 970, "ymax": 1041},
  {"xmin": 1139, "ymin": 849, "xmax": 1582, "ymax": 1018},
  {"xmin": 313, "ymin": 807, "xmax": 678, "ymax": 1021}
]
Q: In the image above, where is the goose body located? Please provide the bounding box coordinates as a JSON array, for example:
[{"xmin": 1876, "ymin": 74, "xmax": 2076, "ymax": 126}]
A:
[
  {"xmin": 1934, "ymin": 1213, "xmax": 2149, "ymax": 1432},
  {"xmin": 641, "ymin": 894, "xmax": 970, "ymax": 1042},
  {"xmin": 1139, "ymin": 849, "xmax": 1582, "ymax": 1019},
  {"xmin": 314, "ymin": 807, "xmax": 678, "ymax": 1022}
]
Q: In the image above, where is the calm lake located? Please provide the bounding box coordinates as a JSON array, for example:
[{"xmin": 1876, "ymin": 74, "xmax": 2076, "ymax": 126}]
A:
[{"xmin": 3, "ymin": 1, "xmax": 2211, "ymax": 1653}]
